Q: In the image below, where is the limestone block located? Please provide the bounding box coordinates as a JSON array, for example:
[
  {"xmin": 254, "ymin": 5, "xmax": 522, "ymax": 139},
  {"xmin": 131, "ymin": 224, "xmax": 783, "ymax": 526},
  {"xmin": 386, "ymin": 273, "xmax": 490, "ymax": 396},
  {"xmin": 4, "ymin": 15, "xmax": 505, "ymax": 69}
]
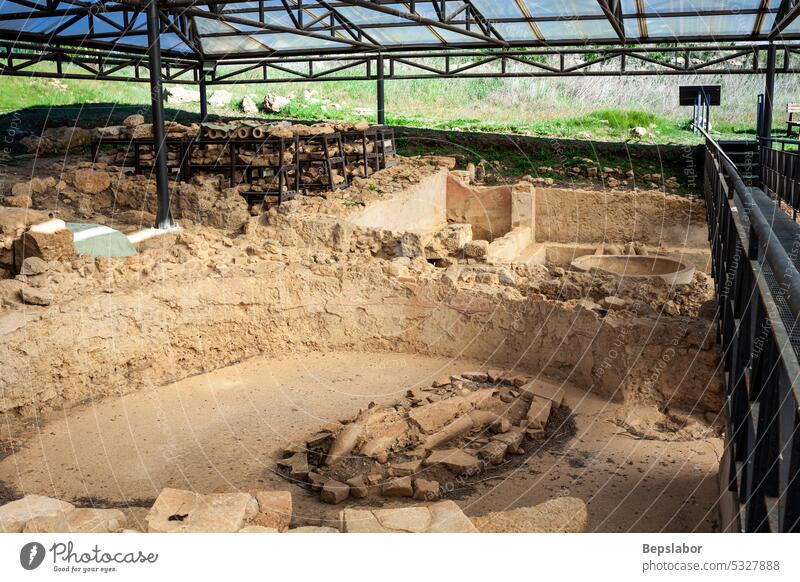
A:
[
  {"xmin": 471, "ymin": 497, "xmax": 588, "ymax": 533},
  {"xmin": 252, "ymin": 490, "xmax": 292, "ymax": 531},
  {"xmin": 146, "ymin": 488, "xmax": 257, "ymax": 533},
  {"xmin": 24, "ymin": 508, "xmax": 126, "ymax": 533},
  {"xmin": 0, "ymin": 495, "xmax": 75, "ymax": 533}
]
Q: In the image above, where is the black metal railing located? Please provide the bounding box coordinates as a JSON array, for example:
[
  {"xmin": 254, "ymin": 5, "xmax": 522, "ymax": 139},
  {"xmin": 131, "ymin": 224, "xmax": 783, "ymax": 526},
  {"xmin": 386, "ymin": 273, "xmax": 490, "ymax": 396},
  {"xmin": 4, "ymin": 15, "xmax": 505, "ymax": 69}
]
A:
[
  {"xmin": 759, "ymin": 137, "xmax": 800, "ymax": 220},
  {"xmin": 700, "ymin": 125, "xmax": 800, "ymax": 533}
]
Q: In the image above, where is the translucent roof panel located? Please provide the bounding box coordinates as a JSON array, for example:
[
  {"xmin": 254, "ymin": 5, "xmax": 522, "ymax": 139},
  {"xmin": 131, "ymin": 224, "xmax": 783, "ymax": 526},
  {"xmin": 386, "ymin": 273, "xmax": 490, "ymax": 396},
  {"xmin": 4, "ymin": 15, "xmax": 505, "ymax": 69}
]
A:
[
  {"xmin": 622, "ymin": 0, "xmax": 765, "ymax": 11},
  {"xmin": 538, "ymin": 19, "xmax": 618, "ymax": 41},
  {"xmin": 0, "ymin": 0, "xmax": 796, "ymax": 59},
  {"xmin": 521, "ymin": 0, "xmax": 605, "ymax": 17},
  {"xmin": 644, "ymin": 14, "xmax": 760, "ymax": 38}
]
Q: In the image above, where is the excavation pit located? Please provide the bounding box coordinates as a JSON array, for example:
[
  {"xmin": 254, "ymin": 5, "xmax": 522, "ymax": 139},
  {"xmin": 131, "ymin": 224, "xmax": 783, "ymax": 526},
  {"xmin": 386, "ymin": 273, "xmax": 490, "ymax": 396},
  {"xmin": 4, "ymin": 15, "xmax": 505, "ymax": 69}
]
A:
[
  {"xmin": 571, "ymin": 255, "xmax": 696, "ymax": 285},
  {"xmin": 0, "ymin": 352, "xmax": 722, "ymax": 532},
  {"xmin": 0, "ymin": 155, "xmax": 723, "ymax": 532}
]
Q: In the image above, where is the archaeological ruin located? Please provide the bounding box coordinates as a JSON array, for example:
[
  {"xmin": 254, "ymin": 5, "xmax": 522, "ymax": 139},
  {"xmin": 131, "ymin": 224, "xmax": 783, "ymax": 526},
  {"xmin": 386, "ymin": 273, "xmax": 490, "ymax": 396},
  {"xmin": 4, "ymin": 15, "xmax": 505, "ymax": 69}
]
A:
[{"xmin": 0, "ymin": 1, "xmax": 798, "ymax": 541}]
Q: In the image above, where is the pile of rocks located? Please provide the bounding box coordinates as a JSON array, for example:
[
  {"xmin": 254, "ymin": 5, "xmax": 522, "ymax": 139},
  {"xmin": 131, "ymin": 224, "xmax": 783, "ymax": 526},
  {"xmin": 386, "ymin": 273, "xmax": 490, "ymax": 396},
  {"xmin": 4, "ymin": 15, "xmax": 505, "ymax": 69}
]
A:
[
  {"xmin": 277, "ymin": 371, "xmax": 567, "ymax": 505},
  {"xmin": 20, "ymin": 126, "xmax": 91, "ymax": 155},
  {"xmin": 93, "ymin": 118, "xmax": 388, "ymax": 196}
]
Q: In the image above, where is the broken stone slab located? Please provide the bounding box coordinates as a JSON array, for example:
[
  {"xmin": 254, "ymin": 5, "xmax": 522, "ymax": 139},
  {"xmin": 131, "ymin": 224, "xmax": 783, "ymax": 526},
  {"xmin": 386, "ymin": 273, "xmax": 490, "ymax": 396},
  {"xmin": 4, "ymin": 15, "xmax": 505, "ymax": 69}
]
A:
[
  {"xmin": 477, "ymin": 440, "xmax": 508, "ymax": 466},
  {"xmin": 413, "ymin": 478, "xmax": 440, "ymax": 501},
  {"xmin": 146, "ymin": 488, "xmax": 257, "ymax": 533},
  {"xmin": 19, "ymin": 256, "xmax": 48, "ymax": 276},
  {"xmin": 0, "ymin": 495, "xmax": 75, "ymax": 533},
  {"xmin": 461, "ymin": 371, "xmax": 489, "ymax": 382},
  {"xmin": 424, "ymin": 448, "xmax": 481, "ymax": 475},
  {"xmin": 252, "ymin": 490, "xmax": 292, "ymax": 531},
  {"xmin": 320, "ymin": 480, "xmax": 350, "ymax": 505},
  {"xmin": 14, "ymin": 226, "xmax": 75, "ymax": 272},
  {"xmin": 492, "ymin": 427, "xmax": 525, "ymax": 452},
  {"xmin": 358, "ymin": 416, "xmax": 411, "ymax": 463},
  {"xmin": 381, "ymin": 476, "xmax": 413, "ymax": 497},
  {"xmin": 325, "ymin": 423, "xmax": 363, "ymax": 465},
  {"xmin": 431, "ymin": 377, "xmax": 451, "ymax": 388},
  {"xmin": 428, "ymin": 500, "xmax": 479, "ymax": 533},
  {"xmin": 408, "ymin": 398, "xmax": 466, "ymax": 434},
  {"xmin": 346, "ymin": 476, "xmax": 369, "ymax": 499},
  {"xmin": 390, "ymin": 459, "xmax": 422, "ymax": 477},
  {"xmin": 278, "ymin": 452, "xmax": 309, "ymax": 481},
  {"xmin": 471, "ymin": 497, "xmax": 588, "ymax": 533},
  {"xmin": 374, "ymin": 506, "xmax": 432, "ymax": 532},
  {"xmin": 339, "ymin": 507, "xmax": 387, "ymax": 532},
  {"xmin": 492, "ymin": 418, "xmax": 512, "ymax": 433},
  {"xmin": 519, "ymin": 379, "xmax": 565, "ymax": 407},
  {"xmin": 307, "ymin": 472, "xmax": 326, "ymax": 492},
  {"xmin": 525, "ymin": 396, "xmax": 552, "ymax": 430},
  {"xmin": 20, "ymin": 286, "xmax": 53, "ymax": 306},
  {"xmin": 422, "ymin": 414, "xmax": 473, "ymax": 450},
  {"xmin": 341, "ymin": 501, "xmax": 475, "ymax": 533},
  {"xmin": 24, "ymin": 508, "xmax": 126, "ymax": 533}
]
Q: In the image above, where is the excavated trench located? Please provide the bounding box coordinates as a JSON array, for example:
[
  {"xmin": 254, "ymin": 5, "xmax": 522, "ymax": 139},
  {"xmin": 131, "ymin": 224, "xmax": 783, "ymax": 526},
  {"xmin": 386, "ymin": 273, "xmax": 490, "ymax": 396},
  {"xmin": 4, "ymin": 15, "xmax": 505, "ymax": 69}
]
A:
[{"xmin": 0, "ymin": 157, "xmax": 724, "ymax": 532}]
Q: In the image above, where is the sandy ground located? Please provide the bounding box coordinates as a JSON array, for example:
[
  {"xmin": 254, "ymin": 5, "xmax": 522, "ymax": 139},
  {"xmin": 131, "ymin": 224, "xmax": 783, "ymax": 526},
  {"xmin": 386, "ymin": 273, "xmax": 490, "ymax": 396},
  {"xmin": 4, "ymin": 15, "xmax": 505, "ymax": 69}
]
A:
[{"xmin": 0, "ymin": 351, "xmax": 722, "ymax": 533}]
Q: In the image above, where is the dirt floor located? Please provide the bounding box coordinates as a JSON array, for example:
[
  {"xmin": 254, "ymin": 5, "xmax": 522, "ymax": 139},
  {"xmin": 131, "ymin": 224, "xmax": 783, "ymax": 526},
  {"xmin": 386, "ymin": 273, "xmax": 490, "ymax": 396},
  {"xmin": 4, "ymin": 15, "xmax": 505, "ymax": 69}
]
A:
[{"xmin": 0, "ymin": 351, "xmax": 722, "ymax": 533}]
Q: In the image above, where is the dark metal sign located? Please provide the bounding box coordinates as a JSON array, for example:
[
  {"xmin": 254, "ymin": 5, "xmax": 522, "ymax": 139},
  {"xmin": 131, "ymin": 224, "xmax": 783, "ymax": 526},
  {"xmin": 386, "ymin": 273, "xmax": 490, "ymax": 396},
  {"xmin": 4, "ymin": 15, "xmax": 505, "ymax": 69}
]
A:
[{"xmin": 679, "ymin": 85, "xmax": 721, "ymax": 106}]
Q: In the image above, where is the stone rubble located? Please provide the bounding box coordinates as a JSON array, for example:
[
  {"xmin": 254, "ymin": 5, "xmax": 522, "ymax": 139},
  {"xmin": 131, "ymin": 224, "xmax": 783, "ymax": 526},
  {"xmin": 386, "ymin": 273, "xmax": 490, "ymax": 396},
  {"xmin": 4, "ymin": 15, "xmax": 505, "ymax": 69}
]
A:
[{"xmin": 277, "ymin": 370, "xmax": 564, "ymax": 505}]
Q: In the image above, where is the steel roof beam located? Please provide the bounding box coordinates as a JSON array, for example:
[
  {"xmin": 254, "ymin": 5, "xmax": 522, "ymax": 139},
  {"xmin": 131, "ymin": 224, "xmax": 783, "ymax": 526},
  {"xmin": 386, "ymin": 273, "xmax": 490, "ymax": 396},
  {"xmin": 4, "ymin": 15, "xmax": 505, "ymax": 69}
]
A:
[
  {"xmin": 314, "ymin": 0, "xmax": 508, "ymax": 46},
  {"xmin": 771, "ymin": 0, "xmax": 800, "ymax": 38},
  {"xmin": 315, "ymin": 0, "xmax": 381, "ymax": 44},
  {"xmin": 598, "ymin": 0, "xmax": 625, "ymax": 42},
  {"xmin": 182, "ymin": 6, "xmax": 377, "ymax": 49}
]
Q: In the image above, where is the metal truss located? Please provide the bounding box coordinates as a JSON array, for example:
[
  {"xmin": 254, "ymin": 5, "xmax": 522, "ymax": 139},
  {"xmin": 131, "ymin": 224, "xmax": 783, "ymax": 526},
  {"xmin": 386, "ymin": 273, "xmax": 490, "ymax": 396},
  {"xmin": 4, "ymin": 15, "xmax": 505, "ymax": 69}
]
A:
[
  {"xmin": 206, "ymin": 44, "xmax": 800, "ymax": 85},
  {"xmin": 5, "ymin": 41, "xmax": 800, "ymax": 84},
  {"xmin": 3, "ymin": 0, "xmax": 800, "ymax": 66},
  {"xmin": 0, "ymin": 40, "xmax": 198, "ymax": 83}
]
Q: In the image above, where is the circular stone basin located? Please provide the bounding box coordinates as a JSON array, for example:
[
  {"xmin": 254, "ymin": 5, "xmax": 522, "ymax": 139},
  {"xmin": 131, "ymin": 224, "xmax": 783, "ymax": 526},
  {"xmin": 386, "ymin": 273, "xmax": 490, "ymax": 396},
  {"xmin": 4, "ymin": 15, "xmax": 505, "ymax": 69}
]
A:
[{"xmin": 570, "ymin": 254, "xmax": 695, "ymax": 285}]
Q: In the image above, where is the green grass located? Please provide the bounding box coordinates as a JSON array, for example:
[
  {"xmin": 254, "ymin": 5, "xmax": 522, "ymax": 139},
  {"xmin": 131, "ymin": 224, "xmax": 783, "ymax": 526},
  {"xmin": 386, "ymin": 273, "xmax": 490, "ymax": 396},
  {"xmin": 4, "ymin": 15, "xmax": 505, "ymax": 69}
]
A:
[{"xmin": 0, "ymin": 62, "xmax": 767, "ymax": 147}]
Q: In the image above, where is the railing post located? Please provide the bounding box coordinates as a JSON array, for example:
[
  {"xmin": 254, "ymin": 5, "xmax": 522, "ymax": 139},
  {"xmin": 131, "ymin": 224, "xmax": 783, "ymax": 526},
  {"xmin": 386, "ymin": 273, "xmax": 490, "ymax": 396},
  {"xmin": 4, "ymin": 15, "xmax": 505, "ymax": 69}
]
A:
[{"xmin": 764, "ymin": 43, "xmax": 777, "ymax": 140}]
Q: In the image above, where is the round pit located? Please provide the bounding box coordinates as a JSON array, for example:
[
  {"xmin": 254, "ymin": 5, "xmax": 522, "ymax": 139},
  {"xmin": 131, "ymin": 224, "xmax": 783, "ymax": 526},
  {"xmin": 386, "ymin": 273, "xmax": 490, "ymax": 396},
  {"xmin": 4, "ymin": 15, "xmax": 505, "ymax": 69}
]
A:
[
  {"xmin": 570, "ymin": 254, "xmax": 695, "ymax": 284},
  {"xmin": 0, "ymin": 351, "xmax": 721, "ymax": 532}
]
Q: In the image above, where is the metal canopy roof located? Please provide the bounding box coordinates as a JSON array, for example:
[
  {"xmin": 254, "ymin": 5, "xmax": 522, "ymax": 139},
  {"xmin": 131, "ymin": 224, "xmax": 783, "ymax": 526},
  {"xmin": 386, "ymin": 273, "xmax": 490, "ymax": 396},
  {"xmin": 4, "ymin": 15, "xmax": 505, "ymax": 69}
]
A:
[{"xmin": 3, "ymin": 1, "xmax": 800, "ymax": 61}]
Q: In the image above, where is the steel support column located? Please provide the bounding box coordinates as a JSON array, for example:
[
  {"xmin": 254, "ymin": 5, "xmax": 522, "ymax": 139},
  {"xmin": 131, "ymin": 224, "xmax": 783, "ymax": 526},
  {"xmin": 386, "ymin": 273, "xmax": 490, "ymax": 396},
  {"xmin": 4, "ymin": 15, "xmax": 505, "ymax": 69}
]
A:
[
  {"xmin": 147, "ymin": 0, "xmax": 173, "ymax": 229},
  {"xmin": 376, "ymin": 54, "xmax": 385, "ymax": 125},
  {"xmin": 764, "ymin": 43, "xmax": 777, "ymax": 138},
  {"xmin": 199, "ymin": 68, "xmax": 208, "ymax": 122}
]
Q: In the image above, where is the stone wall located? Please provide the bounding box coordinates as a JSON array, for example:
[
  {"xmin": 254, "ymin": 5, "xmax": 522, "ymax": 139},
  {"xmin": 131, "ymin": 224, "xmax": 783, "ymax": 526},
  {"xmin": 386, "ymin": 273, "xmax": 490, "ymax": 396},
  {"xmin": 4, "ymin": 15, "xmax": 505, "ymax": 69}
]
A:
[
  {"xmin": 446, "ymin": 176, "xmax": 513, "ymax": 241},
  {"xmin": 348, "ymin": 169, "xmax": 448, "ymax": 233},
  {"xmin": 534, "ymin": 187, "xmax": 708, "ymax": 247}
]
